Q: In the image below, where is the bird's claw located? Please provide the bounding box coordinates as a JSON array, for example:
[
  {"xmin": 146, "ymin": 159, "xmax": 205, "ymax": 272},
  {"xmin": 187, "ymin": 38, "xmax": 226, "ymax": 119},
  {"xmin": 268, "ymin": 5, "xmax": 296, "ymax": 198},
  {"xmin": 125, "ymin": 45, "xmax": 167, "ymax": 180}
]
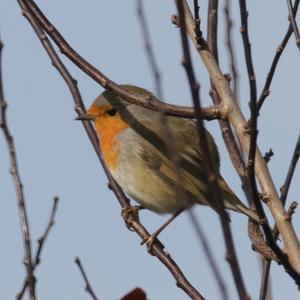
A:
[
  {"xmin": 121, "ymin": 205, "xmax": 143, "ymax": 231},
  {"xmin": 141, "ymin": 234, "xmax": 164, "ymax": 253}
]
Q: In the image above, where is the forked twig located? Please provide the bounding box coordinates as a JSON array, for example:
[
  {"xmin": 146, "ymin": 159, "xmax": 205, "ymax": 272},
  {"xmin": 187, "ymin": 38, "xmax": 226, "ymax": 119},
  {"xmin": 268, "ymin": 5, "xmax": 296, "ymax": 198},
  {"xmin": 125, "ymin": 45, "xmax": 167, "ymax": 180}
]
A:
[{"xmin": 17, "ymin": 196, "xmax": 59, "ymax": 300}]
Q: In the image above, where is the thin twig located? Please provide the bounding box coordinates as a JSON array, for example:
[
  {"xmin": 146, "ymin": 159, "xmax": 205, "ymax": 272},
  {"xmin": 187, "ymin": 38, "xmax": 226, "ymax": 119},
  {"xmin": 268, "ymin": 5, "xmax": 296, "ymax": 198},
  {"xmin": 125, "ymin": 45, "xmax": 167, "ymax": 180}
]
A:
[
  {"xmin": 238, "ymin": 0, "xmax": 257, "ymax": 106},
  {"xmin": 34, "ymin": 196, "xmax": 59, "ymax": 266},
  {"xmin": 137, "ymin": 2, "xmax": 228, "ymax": 299},
  {"xmin": 17, "ymin": 196, "xmax": 59, "ymax": 300},
  {"xmin": 17, "ymin": 3, "xmax": 206, "ymax": 299},
  {"xmin": 207, "ymin": 0, "xmax": 219, "ymax": 60},
  {"xmin": 258, "ymin": 0, "xmax": 300, "ymax": 111},
  {"xmin": 224, "ymin": 0, "xmax": 239, "ymax": 104},
  {"xmin": 237, "ymin": 0, "xmax": 262, "ymax": 222},
  {"xmin": 263, "ymin": 149, "xmax": 274, "ymax": 163},
  {"xmin": 287, "ymin": 0, "xmax": 300, "ymax": 49},
  {"xmin": 176, "ymin": 1, "xmax": 249, "ymax": 299},
  {"xmin": 75, "ymin": 257, "xmax": 99, "ymax": 300},
  {"xmin": 280, "ymin": 133, "xmax": 300, "ymax": 207},
  {"xmin": 0, "ymin": 39, "xmax": 36, "ymax": 300},
  {"xmin": 259, "ymin": 259, "xmax": 272, "ymax": 300},
  {"xmin": 193, "ymin": 0, "xmax": 202, "ymax": 44},
  {"xmin": 207, "ymin": 0, "xmax": 248, "ymax": 199}
]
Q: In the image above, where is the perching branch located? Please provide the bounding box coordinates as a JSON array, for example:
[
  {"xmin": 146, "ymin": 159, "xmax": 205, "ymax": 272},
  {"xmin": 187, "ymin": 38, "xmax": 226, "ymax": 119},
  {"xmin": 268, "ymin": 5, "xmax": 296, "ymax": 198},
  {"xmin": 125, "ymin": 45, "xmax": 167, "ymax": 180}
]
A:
[
  {"xmin": 17, "ymin": 0, "xmax": 223, "ymax": 120},
  {"xmin": 0, "ymin": 39, "xmax": 36, "ymax": 300}
]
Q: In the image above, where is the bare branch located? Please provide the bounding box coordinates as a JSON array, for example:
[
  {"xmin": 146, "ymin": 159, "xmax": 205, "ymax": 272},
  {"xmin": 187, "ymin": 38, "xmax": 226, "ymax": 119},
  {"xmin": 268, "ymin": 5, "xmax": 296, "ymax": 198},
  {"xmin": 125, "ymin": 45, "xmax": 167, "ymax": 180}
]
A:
[
  {"xmin": 75, "ymin": 257, "xmax": 99, "ymax": 300},
  {"xmin": 0, "ymin": 39, "xmax": 36, "ymax": 300},
  {"xmin": 17, "ymin": 0, "xmax": 224, "ymax": 120},
  {"xmin": 177, "ymin": 0, "xmax": 300, "ymax": 282},
  {"xmin": 237, "ymin": 2, "xmax": 266, "ymax": 239},
  {"xmin": 224, "ymin": 0, "xmax": 239, "ymax": 104},
  {"xmin": 176, "ymin": 1, "xmax": 249, "ymax": 299},
  {"xmin": 207, "ymin": 0, "xmax": 247, "ymax": 200}
]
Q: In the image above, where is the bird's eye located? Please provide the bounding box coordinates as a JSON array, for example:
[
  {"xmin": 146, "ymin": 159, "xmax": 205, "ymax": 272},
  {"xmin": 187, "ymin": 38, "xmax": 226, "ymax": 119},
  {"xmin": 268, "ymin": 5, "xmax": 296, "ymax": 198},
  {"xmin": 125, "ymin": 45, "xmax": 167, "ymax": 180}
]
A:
[{"xmin": 106, "ymin": 108, "xmax": 117, "ymax": 116}]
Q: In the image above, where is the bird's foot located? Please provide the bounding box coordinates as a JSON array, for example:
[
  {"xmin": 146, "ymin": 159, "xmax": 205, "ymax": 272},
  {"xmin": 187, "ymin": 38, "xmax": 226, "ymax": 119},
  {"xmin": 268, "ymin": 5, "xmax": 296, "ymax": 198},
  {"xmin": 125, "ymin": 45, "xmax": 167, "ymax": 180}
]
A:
[
  {"xmin": 121, "ymin": 205, "xmax": 144, "ymax": 230},
  {"xmin": 141, "ymin": 234, "xmax": 164, "ymax": 254}
]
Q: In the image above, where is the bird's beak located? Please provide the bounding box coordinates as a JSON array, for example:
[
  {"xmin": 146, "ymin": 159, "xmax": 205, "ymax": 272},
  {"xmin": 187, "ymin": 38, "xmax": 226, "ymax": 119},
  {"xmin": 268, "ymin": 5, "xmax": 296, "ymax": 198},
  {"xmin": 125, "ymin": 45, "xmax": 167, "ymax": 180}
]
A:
[{"xmin": 75, "ymin": 113, "xmax": 93, "ymax": 121}]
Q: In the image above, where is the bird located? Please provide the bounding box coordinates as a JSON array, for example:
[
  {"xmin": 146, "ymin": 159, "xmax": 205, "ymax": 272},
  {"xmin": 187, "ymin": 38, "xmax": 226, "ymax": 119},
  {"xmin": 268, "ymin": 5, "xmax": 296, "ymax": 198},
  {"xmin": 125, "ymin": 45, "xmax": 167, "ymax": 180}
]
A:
[{"xmin": 77, "ymin": 84, "xmax": 259, "ymax": 245}]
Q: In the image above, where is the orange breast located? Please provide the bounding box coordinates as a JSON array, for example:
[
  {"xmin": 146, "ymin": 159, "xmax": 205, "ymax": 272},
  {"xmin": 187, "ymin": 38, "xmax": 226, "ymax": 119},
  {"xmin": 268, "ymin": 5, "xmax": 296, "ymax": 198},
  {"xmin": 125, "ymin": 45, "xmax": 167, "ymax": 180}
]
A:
[{"xmin": 94, "ymin": 114, "xmax": 128, "ymax": 170}]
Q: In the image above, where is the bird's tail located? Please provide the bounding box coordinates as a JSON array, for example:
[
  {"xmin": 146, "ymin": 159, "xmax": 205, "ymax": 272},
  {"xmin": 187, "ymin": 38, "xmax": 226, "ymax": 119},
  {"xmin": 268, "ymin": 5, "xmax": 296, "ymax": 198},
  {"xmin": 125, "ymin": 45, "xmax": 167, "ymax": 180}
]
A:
[{"xmin": 217, "ymin": 176, "xmax": 260, "ymax": 223}]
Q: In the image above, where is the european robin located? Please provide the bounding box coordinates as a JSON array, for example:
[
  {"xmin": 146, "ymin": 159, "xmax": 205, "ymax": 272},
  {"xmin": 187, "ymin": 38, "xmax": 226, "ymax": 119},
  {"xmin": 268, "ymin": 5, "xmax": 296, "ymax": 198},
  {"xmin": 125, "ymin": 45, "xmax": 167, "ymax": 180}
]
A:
[{"xmin": 78, "ymin": 85, "xmax": 259, "ymax": 236}]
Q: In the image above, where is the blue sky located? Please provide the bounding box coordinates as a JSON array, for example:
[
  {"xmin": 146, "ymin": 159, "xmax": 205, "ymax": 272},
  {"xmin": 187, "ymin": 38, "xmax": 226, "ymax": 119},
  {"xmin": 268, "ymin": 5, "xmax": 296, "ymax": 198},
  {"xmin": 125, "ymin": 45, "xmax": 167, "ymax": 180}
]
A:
[{"xmin": 0, "ymin": 1, "xmax": 300, "ymax": 299}]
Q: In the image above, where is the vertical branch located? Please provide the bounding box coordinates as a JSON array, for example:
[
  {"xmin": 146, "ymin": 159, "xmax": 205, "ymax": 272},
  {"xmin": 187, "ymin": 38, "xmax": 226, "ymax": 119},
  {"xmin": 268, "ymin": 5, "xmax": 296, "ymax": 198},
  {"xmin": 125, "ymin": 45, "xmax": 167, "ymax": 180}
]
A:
[
  {"xmin": 207, "ymin": 0, "xmax": 219, "ymax": 60},
  {"xmin": 237, "ymin": 0, "xmax": 258, "ymax": 198},
  {"xmin": 238, "ymin": 0, "xmax": 264, "ymax": 231},
  {"xmin": 193, "ymin": 0, "xmax": 203, "ymax": 44},
  {"xmin": 238, "ymin": 0, "xmax": 257, "ymax": 106},
  {"xmin": 0, "ymin": 40, "xmax": 36, "ymax": 299},
  {"xmin": 207, "ymin": 0, "xmax": 247, "ymax": 185},
  {"xmin": 137, "ymin": 2, "xmax": 229, "ymax": 299},
  {"xmin": 175, "ymin": 1, "xmax": 250, "ymax": 299},
  {"xmin": 224, "ymin": 0, "xmax": 239, "ymax": 104}
]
